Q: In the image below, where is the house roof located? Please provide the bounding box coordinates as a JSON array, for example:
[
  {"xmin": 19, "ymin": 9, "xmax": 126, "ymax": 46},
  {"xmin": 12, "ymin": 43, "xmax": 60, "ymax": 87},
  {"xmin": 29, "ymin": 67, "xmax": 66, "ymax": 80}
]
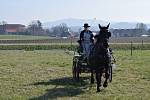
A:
[{"xmin": 4, "ymin": 24, "xmax": 26, "ymax": 29}]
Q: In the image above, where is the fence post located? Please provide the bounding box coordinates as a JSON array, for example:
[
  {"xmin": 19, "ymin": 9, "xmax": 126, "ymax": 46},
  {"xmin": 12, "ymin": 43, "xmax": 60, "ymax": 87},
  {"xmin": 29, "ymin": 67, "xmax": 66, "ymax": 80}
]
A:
[
  {"xmin": 131, "ymin": 41, "xmax": 133, "ymax": 56},
  {"xmin": 70, "ymin": 37, "xmax": 73, "ymax": 51},
  {"xmin": 71, "ymin": 38, "xmax": 72, "ymax": 47},
  {"xmin": 142, "ymin": 40, "xmax": 144, "ymax": 50}
]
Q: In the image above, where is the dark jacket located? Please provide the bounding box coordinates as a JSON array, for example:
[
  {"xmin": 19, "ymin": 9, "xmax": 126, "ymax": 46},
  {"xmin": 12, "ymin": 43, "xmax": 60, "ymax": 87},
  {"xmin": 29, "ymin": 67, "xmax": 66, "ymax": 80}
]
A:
[{"xmin": 80, "ymin": 30, "xmax": 94, "ymax": 43}]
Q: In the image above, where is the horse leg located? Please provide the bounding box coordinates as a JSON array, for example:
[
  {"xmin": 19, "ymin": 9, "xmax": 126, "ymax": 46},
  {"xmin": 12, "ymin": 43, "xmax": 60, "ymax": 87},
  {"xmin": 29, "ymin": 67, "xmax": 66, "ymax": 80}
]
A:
[
  {"xmin": 103, "ymin": 67, "xmax": 109, "ymax": 88},
  {"xmin": 96, "ymin": 70, "xmax": 102, "ymax": 92},
  {"xmin": 91, "ymin": 69, "xmax": 94, "ymax": 84}
]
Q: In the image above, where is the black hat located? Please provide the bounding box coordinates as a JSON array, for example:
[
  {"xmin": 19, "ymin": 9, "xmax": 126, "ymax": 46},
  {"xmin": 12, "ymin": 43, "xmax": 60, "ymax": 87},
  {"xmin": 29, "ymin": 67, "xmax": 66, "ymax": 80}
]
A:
[{"xmin": 83, "ymin": 23, "xmax": 90, "ymax": 27}]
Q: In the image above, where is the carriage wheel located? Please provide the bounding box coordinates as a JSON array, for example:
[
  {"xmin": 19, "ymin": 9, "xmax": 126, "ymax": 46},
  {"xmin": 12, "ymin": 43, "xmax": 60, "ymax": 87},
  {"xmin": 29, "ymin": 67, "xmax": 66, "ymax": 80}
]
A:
[
  {"xmin": 72, "ymin": 60, "xmax": 76, "ymax": 78},
  {"xmin": 76, "ymin": 63, "xmax": 80, "ymax": 80},
  {"xmin": 72, "ymin": 58, "xmax": 80, "ymax": 80},
  {"xmin": 108, "ymin": 64, "xmax": 112, "ymax": 82}
]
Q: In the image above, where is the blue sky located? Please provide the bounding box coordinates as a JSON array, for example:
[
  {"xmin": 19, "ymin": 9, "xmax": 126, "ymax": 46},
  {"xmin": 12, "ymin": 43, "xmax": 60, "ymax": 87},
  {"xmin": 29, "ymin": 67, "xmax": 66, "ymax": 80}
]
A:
[{"xmin": 0, "ymin": 0, "xmax": 150, "ymax": 25}]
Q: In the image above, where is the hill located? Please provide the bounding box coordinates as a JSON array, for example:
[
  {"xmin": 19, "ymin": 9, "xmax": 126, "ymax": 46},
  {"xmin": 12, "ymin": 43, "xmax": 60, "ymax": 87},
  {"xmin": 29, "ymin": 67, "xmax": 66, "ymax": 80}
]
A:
[{"xmin": 43, "ymin": 18, "xmax": 150, "ymax": 32}]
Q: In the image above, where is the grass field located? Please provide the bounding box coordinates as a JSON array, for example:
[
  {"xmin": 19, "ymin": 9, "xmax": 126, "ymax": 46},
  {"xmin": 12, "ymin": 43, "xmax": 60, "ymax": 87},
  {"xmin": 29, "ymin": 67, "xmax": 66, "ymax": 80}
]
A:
[
  {"xmin": 0, "ymin": 50, "xmax": 150, "ymax": 100},
  {"xmin": 0, "ymin": 43, "xmax": 150, "ymax": 51},
  {"xmin": 0, "ymin": 35, "xmax": 53, "ymax": 40}
]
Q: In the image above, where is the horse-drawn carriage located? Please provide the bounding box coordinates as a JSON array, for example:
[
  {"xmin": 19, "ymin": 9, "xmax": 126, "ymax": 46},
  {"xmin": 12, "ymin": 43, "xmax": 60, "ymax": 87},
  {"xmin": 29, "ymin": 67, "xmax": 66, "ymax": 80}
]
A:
[
  {"xmin": 72, "ymin": 23, "xmax": 116, "ymax": 92},
  {"xmin": 72, "ymin": 44, "xmax": 116, "ymax": 82}
]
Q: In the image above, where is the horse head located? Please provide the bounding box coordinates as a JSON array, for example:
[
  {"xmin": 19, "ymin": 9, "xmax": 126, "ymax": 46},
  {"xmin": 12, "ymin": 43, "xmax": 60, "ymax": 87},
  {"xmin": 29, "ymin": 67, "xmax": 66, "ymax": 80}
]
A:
[
  {"xmin": 95, "ymin": 23, "xmax": 111, "ymax": 44},
  {"xmin": 99, "ymin": 23, "xmax": 110, "ymax": 32},
  {"xmin": 98, "ymin": 23, "xmax": 110, "ymax": 30}
]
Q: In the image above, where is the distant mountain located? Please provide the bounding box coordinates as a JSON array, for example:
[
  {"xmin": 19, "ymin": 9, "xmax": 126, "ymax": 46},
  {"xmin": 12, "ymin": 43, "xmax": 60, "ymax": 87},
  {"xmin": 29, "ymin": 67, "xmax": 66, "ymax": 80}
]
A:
[
  {"xmin": 43, "ymin": 18, "xmax": 150, "ymax": 32},
  {"xmin": 111, "ymin": 22, "xmax": 137, "ymax": 29},
  {"xmin": 44, "ymin": 18, "xmax": 109, "ymax": 27}
]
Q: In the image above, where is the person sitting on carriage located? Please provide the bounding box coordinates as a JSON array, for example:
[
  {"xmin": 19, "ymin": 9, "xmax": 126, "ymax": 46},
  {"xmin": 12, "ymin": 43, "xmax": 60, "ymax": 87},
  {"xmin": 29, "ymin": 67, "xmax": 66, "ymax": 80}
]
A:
[{"xmin": 79, "ymin": 23, "xmax": 94, "ymax": 58}]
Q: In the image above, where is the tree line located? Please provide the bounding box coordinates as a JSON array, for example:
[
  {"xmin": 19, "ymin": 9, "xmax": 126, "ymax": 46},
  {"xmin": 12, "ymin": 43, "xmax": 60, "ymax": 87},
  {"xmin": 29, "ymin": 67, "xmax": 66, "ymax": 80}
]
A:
[
  {"xmin": 111, "ymin": 23, "xmax": 150, "ymax": 37},
  {"xmin": 1, "ymin": 20, "xmax": 150, "ymax": 37},
  {"xmin": 0, "ymin": 20, "xmax": 72, "ymax": 37}
]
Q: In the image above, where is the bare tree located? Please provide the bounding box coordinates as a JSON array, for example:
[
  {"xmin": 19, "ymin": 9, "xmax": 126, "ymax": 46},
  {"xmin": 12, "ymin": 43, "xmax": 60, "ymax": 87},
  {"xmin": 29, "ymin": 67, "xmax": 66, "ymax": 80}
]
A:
[
  {"xmin": 148, "ymin": 29, "xmax": 150, "ymax": 35},
  {"xmin": 50, "ymin": 23, "xmax": 70, "ymax": 37},
  {"xmin": 27, "ymin": 20, "xmax": 46, "ymax": 35},
  {"xmin": 0, "ymin": 21, "xmax": 7, "ymax": 25}
]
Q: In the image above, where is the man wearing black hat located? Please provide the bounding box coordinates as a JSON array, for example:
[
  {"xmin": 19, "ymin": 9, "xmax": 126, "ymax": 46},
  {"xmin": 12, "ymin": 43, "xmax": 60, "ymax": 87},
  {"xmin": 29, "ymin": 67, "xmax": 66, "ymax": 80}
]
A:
[{"xmin": 80, "ymin": 23, "xmax": 94, "ymax": 57}]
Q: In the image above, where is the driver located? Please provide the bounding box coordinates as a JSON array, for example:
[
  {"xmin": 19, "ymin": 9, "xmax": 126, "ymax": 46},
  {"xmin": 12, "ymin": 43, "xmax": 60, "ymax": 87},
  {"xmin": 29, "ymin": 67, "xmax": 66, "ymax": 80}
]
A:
[{"xmin": 80, "ymin": 23, "xmax": 94, "ymax": 57}]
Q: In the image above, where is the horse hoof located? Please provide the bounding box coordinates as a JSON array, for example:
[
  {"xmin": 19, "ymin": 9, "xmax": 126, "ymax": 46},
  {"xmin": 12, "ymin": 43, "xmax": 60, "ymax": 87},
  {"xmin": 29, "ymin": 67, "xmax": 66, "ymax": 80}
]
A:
[
  {"xmin": 103, "ymin": 84, "xmax": 108, "ymax": 88},
  {"xmin": 97, "ymin": 89, "xmax": 101, "ymax": 92}
]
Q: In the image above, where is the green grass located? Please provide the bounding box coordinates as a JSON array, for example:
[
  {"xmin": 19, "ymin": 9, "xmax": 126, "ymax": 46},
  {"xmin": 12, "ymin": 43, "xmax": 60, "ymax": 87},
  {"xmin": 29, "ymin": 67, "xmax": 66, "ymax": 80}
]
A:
[
  {"xmin": 0, "ymin": 50, "xmax": 150, "ymax": 100},
  {"xmin": 0, "ymin": 43, "xmax": 150, "ymax": 50},
  {"xmin": 0, "ymin": 35, "xmax": 52, "ymax": 40}
]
